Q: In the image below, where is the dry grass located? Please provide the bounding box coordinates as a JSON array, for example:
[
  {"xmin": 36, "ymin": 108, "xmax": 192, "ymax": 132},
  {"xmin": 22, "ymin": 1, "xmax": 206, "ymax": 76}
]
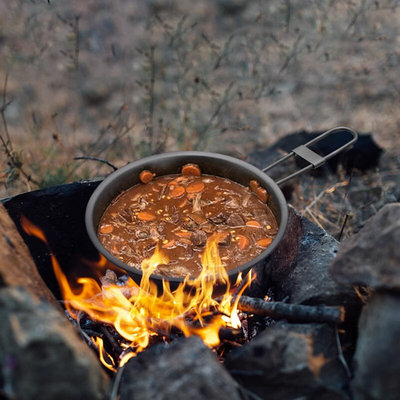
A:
[{"xmin": 1, "ymin": 0, "xmax": 400, "ymax": 198}]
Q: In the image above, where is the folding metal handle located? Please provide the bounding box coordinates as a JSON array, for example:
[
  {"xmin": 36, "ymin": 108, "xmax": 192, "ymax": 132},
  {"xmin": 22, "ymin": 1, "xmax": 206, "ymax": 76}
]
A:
[{"xmin": 262, "ymin": 126, "xmax": 358, "ymax": 185}]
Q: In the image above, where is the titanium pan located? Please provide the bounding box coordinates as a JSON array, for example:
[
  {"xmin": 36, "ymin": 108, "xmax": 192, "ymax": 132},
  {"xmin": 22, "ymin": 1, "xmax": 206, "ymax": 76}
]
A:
[{"xmin": 85, "ymin": 127, "xmax": 358, "ymax": 291}]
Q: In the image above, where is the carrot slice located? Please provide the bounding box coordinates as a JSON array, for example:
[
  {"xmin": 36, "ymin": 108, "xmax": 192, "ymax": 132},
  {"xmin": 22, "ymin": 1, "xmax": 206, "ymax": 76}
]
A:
[
  {"xmin": 99, "ymin": 224, "xmax": 114, "ymax": 234},
  {"xmin": 255, "ymin": 187, "xmax": 269, "ymax": 203},
  {"xmin": 257, "ymin": 237, "xmax": 273, "ymax": 247},
  {"xmin": 246, "ymin": 220, "xmax": 261, "ymax": 228},
  {"xmin": 237, "ymin": 234, "xmax": 250, "ymax": 250},
  {"xmin": 178, "ymin": 198, "xmax": 188, "ymax": 208},
  {"xmin": 163, "ymin": 239, "xmax": 176, "ymax": 248},
  {"xmin": 170, "ymin": 185, "xmax": 186, "ymax": 198},
  {"xmin": 186, "ymin": 182, "xmax": 205, "ymax": 194},
  {"xmin": 139, "ymin": 170, "xmax": 155, "ymax": 184},
  {"xmin": 137, "ymin": 211, "xmax": 156, "ymax": 221},
  {"xmin": 182, "ymin": 163, "xmax": 201, "ymax": 176},
  {"xmin": 249, "ymin": 179, "xmax": 260, "ymax": 192},
  {"xmin": 175, "ymin": 230, "xmax": 192, "ymax": 238}
]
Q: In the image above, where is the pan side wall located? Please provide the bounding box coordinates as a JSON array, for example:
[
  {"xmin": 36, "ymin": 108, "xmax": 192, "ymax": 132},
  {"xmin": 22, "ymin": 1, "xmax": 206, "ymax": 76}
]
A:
[{"xmin": 85, "ymin": 152, "xmax": 288, "ymax": 288}]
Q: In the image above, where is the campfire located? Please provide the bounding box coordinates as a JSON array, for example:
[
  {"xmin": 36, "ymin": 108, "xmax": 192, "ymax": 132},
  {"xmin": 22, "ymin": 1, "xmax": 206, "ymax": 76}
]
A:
[
  {"xmin": 2, "ymin": 158, "xmax": 398, "ymax": 400},
  {"xmin": 19, "ymin": 212, "xmax": 344, "ymax": 377},
  {"xmin": 21, "ymin": 217, "xmax": 253, "ymax": 370}
]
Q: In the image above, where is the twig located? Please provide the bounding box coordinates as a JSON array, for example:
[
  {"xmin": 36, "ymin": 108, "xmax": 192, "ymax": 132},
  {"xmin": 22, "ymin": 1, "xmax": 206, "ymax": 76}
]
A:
[
  {"xmin": 336, "ymin": 168, "xmax": 354, "ymax": 239},
  {"xmin": 213, "ymin": 33, "xmax": 235, "ymax": 70},
  {"xmin": 237, "ymin": 384, "xmax": 264, "ymax": 400},
  {"xmin": 1, "ymin": 73, "xmax": 12, "ymax": 150},
  {"xmin": 304, "ymin": 208, "xmax": 326, "ymax": 230},
  {"xmin": 195, "ymin": 80, "xmax": 235, "ymax": 149},
  {"xmin": 238, "ymin": 296, "xmax": 345, "ymax": 324},
  {"xmin": 109, "ymin": 363, "xmax": 126, "ymax": 400},
  {"xmin": 73, "ymin": 16, "xmax": 80, "ymax": 71},
  {"xmin": 338, "ymin": 214, "xmax": 350, "ymax": 241},
  {"xmin": 0, "ymin": 74, "xmax": 40, "ymax": 187},
  {"xmin": 73, "ymin": 156, "xmax": 118, "ymax": 171},
  {"xmin": 146, "ymin": 45, "xmax": 156, "ymax": 152},
  {"xmin": 86, "ymin": 104, "xmax": 128, "ymax": 154},
  {"xmin": 285, "ymin": 0, "xmax": 292, "ymax": 32},
  {"xmin": 301, "ymin": 187, "xmax": 328, "ymax": 217},
  {"xmin": 346, "ymin": 0, "xmax": 369, "ymax": 33},
  {"xmin": 278, "ymin": 33, "xmax": 303, "ymax": 75},
  {"xmin": 57, "ymin": 13, "xmax": 80, "ymax": 71},
  {"xmin": 334, "ymin": 325, "xmax": 352, "ymax": 379}
]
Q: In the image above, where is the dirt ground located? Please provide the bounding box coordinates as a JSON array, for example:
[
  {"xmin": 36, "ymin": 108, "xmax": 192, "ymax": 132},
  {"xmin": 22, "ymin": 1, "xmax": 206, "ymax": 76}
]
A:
[{"xmin": 1, "ymin": 0, "xmax": 399, "ymax": 199}]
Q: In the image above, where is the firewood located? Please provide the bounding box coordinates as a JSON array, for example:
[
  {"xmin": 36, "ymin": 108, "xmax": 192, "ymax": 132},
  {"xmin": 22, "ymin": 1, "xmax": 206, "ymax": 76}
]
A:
[
  {"xmin": 237, "ymin": 296, "xmax": 344, "ymax": 324},
  {"xmin": 0, "ymin": 203, "xmax": 59, "ymax": 307}
]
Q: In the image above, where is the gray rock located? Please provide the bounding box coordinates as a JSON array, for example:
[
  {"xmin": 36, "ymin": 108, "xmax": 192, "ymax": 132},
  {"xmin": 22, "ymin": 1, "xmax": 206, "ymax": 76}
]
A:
[
  {"xmin": 348, "ymin": 186, "xmax": 397, "ymax": 233},
  {"xmin": 329, "ymin": 203, "xmax": 400, "ymax": 290},
  {"xmin": 0, "ymin": 287, "xmax": 109, "ymax": 400},
  {"xmin": 263, "ymin": 207, "xmax": 358, "ymax": 308},
  {"xmin": 226, "ymin": 322, "xmax": 349, "ymax": 400},
  {"xmin": 119, "ymin": 336, "xmax": 241, "ymax": 400},
  {"xmin": 352, "ymin": 293, "xmax": 400, "ymax": 400}
]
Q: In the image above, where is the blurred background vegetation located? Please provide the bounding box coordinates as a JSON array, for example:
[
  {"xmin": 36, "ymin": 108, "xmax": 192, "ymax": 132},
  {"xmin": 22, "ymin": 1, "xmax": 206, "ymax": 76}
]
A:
[{"xmin": 1, "ymin": 0, "xmax": 399, "ymax": 197}]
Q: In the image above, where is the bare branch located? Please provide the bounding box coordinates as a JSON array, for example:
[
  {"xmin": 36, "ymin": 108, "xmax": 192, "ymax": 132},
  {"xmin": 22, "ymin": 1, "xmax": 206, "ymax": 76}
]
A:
[{"xmin": 73, "ymin": 156, "xmax": 118, "ymax": 171}]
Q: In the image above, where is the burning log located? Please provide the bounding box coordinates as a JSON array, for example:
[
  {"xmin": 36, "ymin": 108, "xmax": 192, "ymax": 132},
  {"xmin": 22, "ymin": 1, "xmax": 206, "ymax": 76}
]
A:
[
  {"xmin": 237, "ymin": 296, "xmax": 345, "ymax": 324},
  {"xmin": 0, "ymin": 204, "xmax": 59, "ymax": 307}
]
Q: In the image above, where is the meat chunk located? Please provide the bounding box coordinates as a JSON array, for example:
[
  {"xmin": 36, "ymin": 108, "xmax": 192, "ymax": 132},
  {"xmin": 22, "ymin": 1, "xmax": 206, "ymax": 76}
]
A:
[
  {"xmin": 226, "ymin": 213, "xmax": 245, "ymax": 227},
  {"xmin": 192, "ymin": 230, "xmax": 208, "ymax": 247},
  {"xmin": 208, "ymin": 211, "xmax": 228, "ymax": 224},
  {"xmin": 189, "ymin": 213, "xmax": 207, "ymax": 225},
  {"xmin": 218, "ymin": 232, "xmax": 231, "ymax": 246}
]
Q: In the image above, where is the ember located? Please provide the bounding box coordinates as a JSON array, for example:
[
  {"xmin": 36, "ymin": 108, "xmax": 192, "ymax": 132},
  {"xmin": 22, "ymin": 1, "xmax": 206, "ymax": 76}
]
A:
[{"xmin": 21, "ymin": 218, "xmax": 252, "ymax": 370}]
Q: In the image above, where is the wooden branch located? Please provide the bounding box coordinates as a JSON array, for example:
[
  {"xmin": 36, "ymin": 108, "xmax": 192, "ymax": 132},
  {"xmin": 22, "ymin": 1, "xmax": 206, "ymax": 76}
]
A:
[
  {"xmin": 73, "ymin": 156, "xmax": 118, "ymax": 171},
  {"xmin": 237, "ymin": 296, "xmax": 344, "ymax": 324},
  {"xmin": 0, "ymin": 204, "xmax": 59, "ymax": 308}
]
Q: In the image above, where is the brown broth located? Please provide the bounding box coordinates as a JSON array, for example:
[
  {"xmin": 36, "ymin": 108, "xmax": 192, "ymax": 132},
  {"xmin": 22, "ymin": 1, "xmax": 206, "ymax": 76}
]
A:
[{"xmin": 98, "ymin": 174, "xmax": 278, "ymax": 278}]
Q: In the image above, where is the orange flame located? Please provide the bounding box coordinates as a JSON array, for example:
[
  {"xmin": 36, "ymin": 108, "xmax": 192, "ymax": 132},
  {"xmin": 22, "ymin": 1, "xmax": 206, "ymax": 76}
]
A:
[{"xmin": 21, "ymin": 219, "xmax": 253, "ymax": 370}]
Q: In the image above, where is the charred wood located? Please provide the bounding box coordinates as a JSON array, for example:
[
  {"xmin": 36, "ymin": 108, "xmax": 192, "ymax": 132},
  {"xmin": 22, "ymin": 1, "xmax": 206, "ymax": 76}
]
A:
[{"xmin": 238, "ymin": 296, "xmax": 344, "ymax": 324}]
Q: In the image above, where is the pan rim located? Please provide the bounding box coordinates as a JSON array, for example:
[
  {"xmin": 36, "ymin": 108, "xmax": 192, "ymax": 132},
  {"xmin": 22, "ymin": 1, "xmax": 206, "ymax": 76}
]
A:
[{"xmin": 85, "ymin": 151, "xmax": 288, "ymax": 285}]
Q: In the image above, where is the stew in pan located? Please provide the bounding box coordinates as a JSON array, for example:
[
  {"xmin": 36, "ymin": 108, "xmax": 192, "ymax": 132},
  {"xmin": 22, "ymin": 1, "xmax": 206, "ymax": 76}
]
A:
[{"xmin": 98, "ymin": 164, "xmax": 278, "ymax": 278}]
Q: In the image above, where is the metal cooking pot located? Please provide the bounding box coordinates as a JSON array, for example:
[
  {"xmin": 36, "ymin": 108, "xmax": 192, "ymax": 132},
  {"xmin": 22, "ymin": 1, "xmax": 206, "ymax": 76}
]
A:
[{"xmin": 85, "ymin": 126, "xmax": 357, "ymax": 291}]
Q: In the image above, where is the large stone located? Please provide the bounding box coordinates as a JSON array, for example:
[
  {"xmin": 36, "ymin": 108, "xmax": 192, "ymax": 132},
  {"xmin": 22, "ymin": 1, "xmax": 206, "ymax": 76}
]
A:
[
  {"xmin": 0, "ymin": 203, "xmax": 59, "ymax": 307},
  {"xmin": 262, "ymin": 207, "xmax": 358, "ymax": 309},
  {"xmin": 0, "ymin": 287, "xmax": 109, "ymax": 400},
  {"xmin": 119, "ymin": 336, "xmax": 241, "ymax": 400},
  {"xmin": 225, "ymin": 322, "xmax": 350, "ymax": 400},
  {"xmin": 329, "ymin": 203, "xmax": 400, "ymax": 290},
  {"xmin": 352, "ymin": 293, "xmax": 400, "ymax": 400},
  {"xmin": 347, "ymin": 186, "xmax": 397, "ymax": 233}
]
